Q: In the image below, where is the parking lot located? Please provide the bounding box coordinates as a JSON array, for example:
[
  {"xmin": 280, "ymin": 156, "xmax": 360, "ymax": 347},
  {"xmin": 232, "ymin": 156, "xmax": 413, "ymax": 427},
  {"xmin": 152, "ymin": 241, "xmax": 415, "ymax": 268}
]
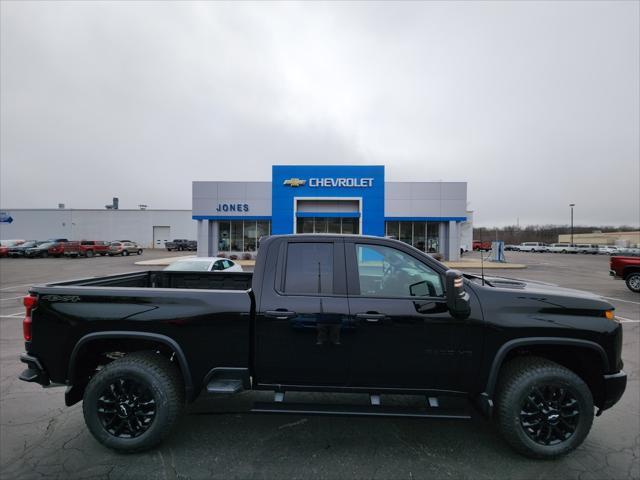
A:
[{"xmin": 1, "ymin": 250, "xmax": 638, "ymax": 479}]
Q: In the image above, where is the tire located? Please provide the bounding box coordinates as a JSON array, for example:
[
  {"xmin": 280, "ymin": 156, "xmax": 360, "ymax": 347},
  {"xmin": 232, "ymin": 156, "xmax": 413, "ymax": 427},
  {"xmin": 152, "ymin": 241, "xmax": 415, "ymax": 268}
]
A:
[
  {"xmin": 496, "ymin": 357, "xmax": 594, "ymax": 459},
  {"xmin": 625, "ymin": 272, "xmax": 640, "ymax": 293},
  {"xmin": 167, "ymin": 248, "xmax": 172, "ymax": 252},
  {"xmin": 137, "ymin": 250, "xmax": 143, "ymax": 255},
  {"xmin": 41, "ymin": 251, "xmax": 48, "ymax": 258},
  {"xmin": 85, "ymin": 250, "xmax": 94, "ymax": 258},
  {"xmin": 122, "ymin": 250, "xmax": 129, "ymax": 256},
  {"xmin": 82, "ymin": 351, "xmax": 184, "ymax": 453}
]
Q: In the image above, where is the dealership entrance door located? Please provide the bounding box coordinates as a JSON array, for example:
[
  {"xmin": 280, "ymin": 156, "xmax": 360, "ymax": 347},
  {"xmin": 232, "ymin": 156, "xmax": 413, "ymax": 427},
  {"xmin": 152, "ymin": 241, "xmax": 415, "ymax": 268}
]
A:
[
  {"xmin": 294, "ymin": 199, "xmax": 361, "ymax": 235},
  {"xmin": 153, "ymin": 226, "xmax": 170, "ymax": 248}
]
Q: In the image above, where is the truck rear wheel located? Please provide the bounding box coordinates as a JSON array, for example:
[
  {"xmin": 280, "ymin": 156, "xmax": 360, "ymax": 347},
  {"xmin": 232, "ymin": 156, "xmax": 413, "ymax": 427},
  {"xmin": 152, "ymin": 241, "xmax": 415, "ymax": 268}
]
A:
[
  {"xmin": 625, "ymin": 272, "xmax": 640, "ymax": 293},
  {"xmin": 82, "ymin": 351, "xmax": 184, "ymax": 453},
  {"xmin": 85, "ymin": 250, "xmax": 94, "ymax": 258},
  {"xmin": 495, "ymin": 357, "xmax": 593, "ymax": 459}
]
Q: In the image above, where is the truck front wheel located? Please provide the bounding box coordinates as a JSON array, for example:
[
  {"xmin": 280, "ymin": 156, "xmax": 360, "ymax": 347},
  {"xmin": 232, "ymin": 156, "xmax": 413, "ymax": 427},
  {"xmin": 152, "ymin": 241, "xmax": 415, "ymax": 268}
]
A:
[
  {"xmin": 625, "ymin": 272, "xmax": 640, "ymax": 293},
  {"xmin": 495, "ymin": 357, "xmax": 594, "ymax": 459},
  {"xmin": 82, "ymin": 351, "xmax": 184, "ymax": 452}
]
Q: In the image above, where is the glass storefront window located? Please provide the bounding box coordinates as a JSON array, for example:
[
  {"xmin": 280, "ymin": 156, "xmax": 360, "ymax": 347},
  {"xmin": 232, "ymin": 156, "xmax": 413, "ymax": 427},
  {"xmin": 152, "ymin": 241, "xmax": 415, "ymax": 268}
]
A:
[
  {"xmin": 244, "ymin": 221, "xmax": 257, "ymax": 252},
  {"xmin": 385, "ymin": 221, "xmax": 399, "ymax": 239},
  {"xmin": 230, "ymin": 221, "xmax": 243, "ymax": 251},
  {"xmin": 384, "ymin": 221, "xmax": 441, "ymax": 253},
  {"xmin": 219, "ymin": 221, "xmax": 230, "ymax": 252},
  {"xmin": 328, "ymin": 218, "xmax": 341, "ymax": 234},
  {"xmin": 295, "ymin": 217, "xmax": 360, "ymax": 235},
  {"xmin": 413, "ymin": 222, "xmax": 426, "ymax": 251},
  {"xmin": 399, "ymin": 222, "xmax": 412, "ymax": 245},
  {"xmin": 427, "ymin": 222, "xmax": 440, "ymax": 253},
  {"xmin": 257, "ymin": 221, "xmax": 270, "ymax": 246},
  {"xmin": 342, "ymin": 218, "xmax": 358, "ymax": 234}
]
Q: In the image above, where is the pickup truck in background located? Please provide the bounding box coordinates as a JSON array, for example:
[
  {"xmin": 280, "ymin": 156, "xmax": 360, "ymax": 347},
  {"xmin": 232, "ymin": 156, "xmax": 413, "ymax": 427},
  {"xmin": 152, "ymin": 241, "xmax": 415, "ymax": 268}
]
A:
[
  {"xmin": 610, "ymin": 255, "xmax": 640, "ymax": 292},
  {"xmin": 472, "ymin": 240, "xmax": 492, "ymax": 251},
  {"xmin": 165, "ymin": 239, "xmax": 197, "ymax": 251},
  {"xmin": 64, "ymin": 241, "xmax": 111, "ymax": 258},
  {"xmin": 19, "ymin": 235, "xmax": 626, "ymax": 458}
]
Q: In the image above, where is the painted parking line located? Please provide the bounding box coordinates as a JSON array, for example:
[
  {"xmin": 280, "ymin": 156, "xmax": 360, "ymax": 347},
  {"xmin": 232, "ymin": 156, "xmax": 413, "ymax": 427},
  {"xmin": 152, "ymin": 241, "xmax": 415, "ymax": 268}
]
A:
[
  {"xmin": 602, "ymin": 296, "xmax": 640, "ymax": 306},
  {"xmin": 617, "ymin": 316, "xmax": 640, "ymax": 323},
  {"xmin": 0, "ymin": 284, "xmax": 32, "ymax": 291},
  {"xmin": 0, "ymin": 295, "xmax": 24, "ymax": 302},
  {"xmin": 0, "ymin": 313, "xmax": 23, "ymax": 318}
]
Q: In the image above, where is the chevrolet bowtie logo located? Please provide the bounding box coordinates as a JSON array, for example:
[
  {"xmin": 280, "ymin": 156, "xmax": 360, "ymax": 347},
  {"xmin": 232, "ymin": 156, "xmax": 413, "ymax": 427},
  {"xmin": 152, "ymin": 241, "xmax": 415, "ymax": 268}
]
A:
[{"xmin": 283, "ymin": 178, "xmax": 306, "ymax": 187}]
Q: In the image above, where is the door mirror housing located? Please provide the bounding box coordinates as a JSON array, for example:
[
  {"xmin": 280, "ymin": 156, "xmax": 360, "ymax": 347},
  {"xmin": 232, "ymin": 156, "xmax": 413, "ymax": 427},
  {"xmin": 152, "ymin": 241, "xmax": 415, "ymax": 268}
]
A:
[{"xmin": 445, "ymin": 270, "xmax": 471, "ymax": 319}]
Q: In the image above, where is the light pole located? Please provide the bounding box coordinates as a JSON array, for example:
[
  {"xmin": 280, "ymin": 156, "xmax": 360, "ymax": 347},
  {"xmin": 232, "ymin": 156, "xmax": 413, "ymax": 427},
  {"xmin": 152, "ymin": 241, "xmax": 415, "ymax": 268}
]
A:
[{"xmin": 569, "ymin": 203, "xmax": 575, "ymax": 244}]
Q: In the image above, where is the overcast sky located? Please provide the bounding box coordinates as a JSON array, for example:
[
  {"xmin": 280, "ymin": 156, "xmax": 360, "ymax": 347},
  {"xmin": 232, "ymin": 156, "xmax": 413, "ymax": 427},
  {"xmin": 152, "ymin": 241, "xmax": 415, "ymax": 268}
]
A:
[{"xmin": 1, "ymin": 1, "xmax": 638, "ymax": 227}]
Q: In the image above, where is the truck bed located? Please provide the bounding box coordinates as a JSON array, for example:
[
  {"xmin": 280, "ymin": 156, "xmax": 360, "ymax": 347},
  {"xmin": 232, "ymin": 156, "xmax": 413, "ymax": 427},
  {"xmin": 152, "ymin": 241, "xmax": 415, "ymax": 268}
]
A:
[{"xmin": 40, "ymin": 270, "xmax": 253, "ymax": 291}]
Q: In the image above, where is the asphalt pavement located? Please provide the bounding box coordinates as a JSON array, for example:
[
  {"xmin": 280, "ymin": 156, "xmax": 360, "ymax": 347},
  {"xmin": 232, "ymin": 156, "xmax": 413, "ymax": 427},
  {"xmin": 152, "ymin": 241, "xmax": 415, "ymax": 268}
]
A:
[{"xmin": 0, "ymin": 250, "xmax": 638, "ymax": 479}]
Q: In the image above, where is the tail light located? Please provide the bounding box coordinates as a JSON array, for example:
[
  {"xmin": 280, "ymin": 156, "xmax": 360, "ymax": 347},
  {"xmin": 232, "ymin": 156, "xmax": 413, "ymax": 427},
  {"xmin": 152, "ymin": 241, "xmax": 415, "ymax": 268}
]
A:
[{"xmin": 23, "ymin": 295, "xmax": 37, "ymax": 341}]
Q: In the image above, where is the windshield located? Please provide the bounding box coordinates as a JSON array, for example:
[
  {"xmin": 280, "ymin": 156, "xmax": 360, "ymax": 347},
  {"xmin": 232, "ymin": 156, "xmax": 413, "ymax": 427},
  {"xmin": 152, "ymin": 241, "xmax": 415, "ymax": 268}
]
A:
[
  {"xmin": 20, "ymin": 241, "xmax": 37, "ymax": 248},
  {"xmin": 37, "ymin": 242, "xmax": 54, "ymax": 248},
  {"xmin": 165, "ymin": 260, "xmax": 211, "ymax": 271}
]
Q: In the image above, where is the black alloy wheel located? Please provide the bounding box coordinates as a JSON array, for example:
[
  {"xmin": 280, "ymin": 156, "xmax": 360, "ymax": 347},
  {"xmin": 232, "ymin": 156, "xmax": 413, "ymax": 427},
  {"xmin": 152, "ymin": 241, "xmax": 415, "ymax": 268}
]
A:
[
  {"xmin": 96, "ymin": 377, "xmax": 156, "ymax": 439},
  {"xmin": 519, "ymin": 384, "xmax": 579, "ymax": 446},
  {"xmin": 83, "ymin": 351, "xmax": 185, "ymax": 452},
  {"xmin": 496, "ymin": 357, "xmax": 593, "ymax": 458}
]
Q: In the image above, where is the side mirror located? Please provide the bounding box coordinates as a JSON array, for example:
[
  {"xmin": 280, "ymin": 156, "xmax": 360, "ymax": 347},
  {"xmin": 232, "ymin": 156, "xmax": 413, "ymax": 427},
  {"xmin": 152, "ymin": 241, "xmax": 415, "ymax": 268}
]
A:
[{"xmin": 445, "ymin": 269, "xmax": 471, "ymax": 319}]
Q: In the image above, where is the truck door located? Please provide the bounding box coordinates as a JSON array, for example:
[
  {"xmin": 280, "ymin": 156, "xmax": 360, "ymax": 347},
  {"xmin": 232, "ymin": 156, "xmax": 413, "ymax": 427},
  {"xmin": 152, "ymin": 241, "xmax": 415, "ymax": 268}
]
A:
[
  {"xmin": 254, "ymin": 238, "xmax": 351, "ymax": 387},
  {"xmin": 345, "ymin": 240, "xmax": 483, "ymax": 392}
]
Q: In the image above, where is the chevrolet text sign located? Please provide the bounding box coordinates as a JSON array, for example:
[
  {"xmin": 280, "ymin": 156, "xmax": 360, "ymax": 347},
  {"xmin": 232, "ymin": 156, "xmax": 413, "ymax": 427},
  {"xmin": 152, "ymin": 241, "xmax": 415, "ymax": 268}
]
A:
[
  {"xmin": 283, "ymin": 177, "xmax": 374, "ymax": 188},
  {"xmin": 309, "ymin": 177, "xmax": 374, "ymax": 188}
]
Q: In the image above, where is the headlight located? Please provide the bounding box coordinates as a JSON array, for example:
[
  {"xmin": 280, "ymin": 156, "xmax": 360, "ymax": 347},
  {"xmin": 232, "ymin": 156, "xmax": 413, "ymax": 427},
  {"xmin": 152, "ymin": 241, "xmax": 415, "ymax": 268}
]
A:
[{"xmin": 604, "ymin": 310, "xmax": 620, "ymax": 322}]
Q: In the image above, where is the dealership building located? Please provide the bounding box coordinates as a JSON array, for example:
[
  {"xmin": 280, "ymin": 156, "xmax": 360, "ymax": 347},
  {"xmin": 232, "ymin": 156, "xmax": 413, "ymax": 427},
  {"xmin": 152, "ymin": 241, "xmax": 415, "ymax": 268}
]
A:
[
  {"xmin": 1, "ymin": 165, "xmax": 470, "ymax": 260},
  {"xmin": 194, "ymin": 165, "xmax": 469, "ymax": 261}
]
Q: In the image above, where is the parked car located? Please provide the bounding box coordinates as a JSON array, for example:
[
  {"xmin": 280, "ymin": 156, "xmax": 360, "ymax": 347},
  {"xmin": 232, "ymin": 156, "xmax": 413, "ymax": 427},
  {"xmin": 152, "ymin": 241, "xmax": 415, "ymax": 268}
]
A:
[
  {"xmin": 165, "ymin": 239, "xmax": 197, "ymax": 252},
  {"xmin": 548, "ymin": 243, "xmax": 578, "ymax": 254},
  {"xmin": 0, "ymin": 239, "xmax": 25, "ymax": 257},
  {"xmin": 25, "ymin": 242, "xmax": 65, "ymax": 258},
  {"xmin": 63, "ymin": 240, "xmax": 111, "ymax": 258},
  {"xmin": 19, "ymin": 234, "xmax": 626, "ymax": 458},
  {"xmin": 517, "ymin": 242, "xmax": 549, "ymax": 252},
  {"xmin": 576, "ymin": 244, "xmax": 599, "ymax": 255},
  {"xmin": 610, "ymin": 255, "xmax": 640, "ymax": 292},
  {"xmin": 472, "ymin": 240, "xmax": 492, "ymax": 251},
  {"xmin": 108, "ymin": 241, "xmax": 143, "ymax": 256},
  {"xmin": 164, "ymin": 257, "xmax": 243, "ymax": 272},
  {"xmin": 504, "ymin": 244, "xmax": 518, "ymax": 251},
  {"xmin": 599, "ymin": 245, "xmax": 619, "ymax": 255},
  {"xmin": 7, "ymin": 240, "xmax": 41, "ymax": 257}
]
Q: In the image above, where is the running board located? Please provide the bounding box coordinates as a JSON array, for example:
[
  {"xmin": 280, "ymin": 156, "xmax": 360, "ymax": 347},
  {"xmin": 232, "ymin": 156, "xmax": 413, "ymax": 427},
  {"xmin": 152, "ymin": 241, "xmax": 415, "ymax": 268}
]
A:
[{"xmin": 250, "ymin": 402, "xmax": 471, "ymax": 419}]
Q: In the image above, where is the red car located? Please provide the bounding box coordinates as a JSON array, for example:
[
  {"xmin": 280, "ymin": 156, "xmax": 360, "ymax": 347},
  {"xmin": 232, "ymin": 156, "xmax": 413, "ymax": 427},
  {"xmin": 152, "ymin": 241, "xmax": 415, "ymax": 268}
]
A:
[
  {"xmin": 64, "ymin": 240, "xmax": 111, "ymax": 258},
  {"xmin": 610, "ymin": 255, "xmax": 640, "ymax": 292}
]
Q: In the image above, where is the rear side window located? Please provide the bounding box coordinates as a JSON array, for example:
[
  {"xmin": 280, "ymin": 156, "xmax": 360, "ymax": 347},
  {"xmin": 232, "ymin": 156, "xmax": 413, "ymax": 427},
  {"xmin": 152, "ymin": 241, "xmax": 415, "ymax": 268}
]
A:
[{"xmin": 283, "ymin": 243, "xmax": 333, "ymax": 295}]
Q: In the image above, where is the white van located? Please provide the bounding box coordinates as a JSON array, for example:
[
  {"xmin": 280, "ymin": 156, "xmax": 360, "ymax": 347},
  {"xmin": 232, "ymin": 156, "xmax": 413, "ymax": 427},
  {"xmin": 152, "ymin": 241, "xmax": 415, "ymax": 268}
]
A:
[
  {"xmin": 548, "ymin": 243, "xmax": 578, "ymax": 254},
  {"xmin": 517, "ymin": 242, "xmax": 550, "ymax": 253},
  {"xmin": 576, "ymin": 244, "xmax": 599, "ymax": 254}
]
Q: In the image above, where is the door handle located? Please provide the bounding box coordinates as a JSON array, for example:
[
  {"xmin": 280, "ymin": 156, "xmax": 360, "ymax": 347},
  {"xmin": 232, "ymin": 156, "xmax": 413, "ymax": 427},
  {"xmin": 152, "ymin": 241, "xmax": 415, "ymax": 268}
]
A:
[
  {"xmin": 264, "ymin": 310, "xmax": 297, "ymax": 320},
  {"xmin": 355, "ymin": 312, "xmax": 386, "ymax": 323}
]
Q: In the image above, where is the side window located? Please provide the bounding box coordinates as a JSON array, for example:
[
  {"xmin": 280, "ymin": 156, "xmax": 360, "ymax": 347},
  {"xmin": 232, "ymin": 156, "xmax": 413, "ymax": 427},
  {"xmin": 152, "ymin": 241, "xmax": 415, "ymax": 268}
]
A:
[
  {"xmin": 355, "ymin": 244, "xmax": 444, "ymax": 298},
  {"xmin": 283, "ymin": 243, "xmax": 333, "ymax": 295},
  {"xmin": 223, "ymin": 260, "xmax": 232, "ymax": 269},
  {"xmin": 212, "ymin": 260, "xmax": 223, "ymax": 271}
]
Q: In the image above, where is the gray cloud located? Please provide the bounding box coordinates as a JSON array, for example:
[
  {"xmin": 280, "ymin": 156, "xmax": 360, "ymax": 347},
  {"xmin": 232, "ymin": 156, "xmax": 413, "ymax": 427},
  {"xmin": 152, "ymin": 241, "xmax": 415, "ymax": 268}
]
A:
[{"xmin": 1, "ymin": 1, "xmax": 638, "ymax": 226}]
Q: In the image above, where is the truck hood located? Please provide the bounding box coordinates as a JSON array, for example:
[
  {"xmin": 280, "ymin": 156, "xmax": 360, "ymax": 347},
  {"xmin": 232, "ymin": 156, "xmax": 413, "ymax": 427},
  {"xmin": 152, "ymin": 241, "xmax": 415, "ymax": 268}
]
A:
[{"xmin": 472, "ymin": 275, "xmax": 613, "ymax": 310}]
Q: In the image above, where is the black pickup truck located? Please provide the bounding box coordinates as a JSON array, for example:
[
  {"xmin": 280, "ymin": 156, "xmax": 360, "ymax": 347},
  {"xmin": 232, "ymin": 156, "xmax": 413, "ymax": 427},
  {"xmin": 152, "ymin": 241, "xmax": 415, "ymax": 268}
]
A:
[
  {"xmin": 165, "ymin": 239, "xmax": 197, "ymax": 251},
  {"xmin": 19, "ymin": 235, "xmax": 626, "ymax": 458}
]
